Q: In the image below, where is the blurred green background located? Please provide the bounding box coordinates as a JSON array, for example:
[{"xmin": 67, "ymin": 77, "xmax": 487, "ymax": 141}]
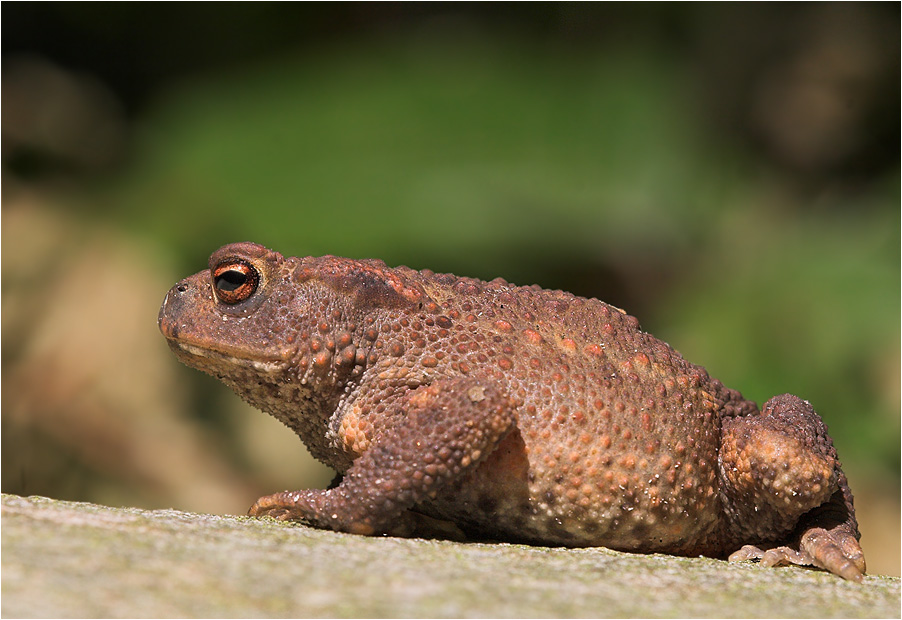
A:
[{"xmin": 3, "ymin": 4, "xmax": 898, "ymax": 575}]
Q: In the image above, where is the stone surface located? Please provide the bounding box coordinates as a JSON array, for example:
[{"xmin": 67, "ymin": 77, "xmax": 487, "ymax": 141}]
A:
[{"xmin": 2, "ymin": 494, "xmax": 897, "ymax": 618}]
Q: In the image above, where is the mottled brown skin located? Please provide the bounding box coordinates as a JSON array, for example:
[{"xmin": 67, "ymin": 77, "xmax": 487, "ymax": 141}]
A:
[{"xmin": 158, "ymin": 242, "xmax": 866, "ymax": 581}]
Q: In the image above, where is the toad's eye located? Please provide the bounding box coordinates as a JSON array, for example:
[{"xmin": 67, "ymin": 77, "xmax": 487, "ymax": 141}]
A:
[{"xmin": 212, "ymin": 260, "xmax": 259, "ymax": 304}]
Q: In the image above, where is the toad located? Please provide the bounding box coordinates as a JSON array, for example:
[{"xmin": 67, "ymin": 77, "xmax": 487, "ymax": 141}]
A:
[{"xmin": 158, "ymin": 242, "xmax": 866, "ymax": 581}]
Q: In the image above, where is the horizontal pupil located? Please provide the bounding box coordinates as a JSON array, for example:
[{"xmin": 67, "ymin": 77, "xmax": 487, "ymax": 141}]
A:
[{"xmin": 216, "ymin": 270, "xmax": 246, "ymax": 292}]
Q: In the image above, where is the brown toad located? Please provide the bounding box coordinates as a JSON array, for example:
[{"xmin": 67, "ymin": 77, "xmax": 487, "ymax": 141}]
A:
[{"xmin": 158, "ymin": 242, "xmax": 866, "ymax": 581}]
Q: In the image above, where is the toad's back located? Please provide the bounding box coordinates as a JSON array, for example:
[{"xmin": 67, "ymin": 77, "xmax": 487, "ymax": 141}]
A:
[{"xmin": 380, "ymin": 268, "xmax": 753, "ymax": 552}]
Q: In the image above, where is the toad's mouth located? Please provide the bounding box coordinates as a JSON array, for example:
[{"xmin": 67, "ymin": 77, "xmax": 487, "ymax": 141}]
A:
[{"xmin": 167, "ymin": 339, "xmax": 289, "ymax": 375}]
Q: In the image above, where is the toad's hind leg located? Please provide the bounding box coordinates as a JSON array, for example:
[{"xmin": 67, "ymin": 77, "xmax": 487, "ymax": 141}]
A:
[
  {"xmin": 719, "ymin": 394, "xmax": 865, "ymax": 581},
  {"xmin": 249, "ymin": 377, "xmax": 515, "ymax": 536}
]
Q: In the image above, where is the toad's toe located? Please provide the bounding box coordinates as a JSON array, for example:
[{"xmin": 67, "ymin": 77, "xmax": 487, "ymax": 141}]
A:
[
  {"xmin": 801, "ymin": 527, "xmax": 866, "ymax": 583},
  {"xmin": 728, "ymin": 544, "xmax": 809, "ymax": 568}
]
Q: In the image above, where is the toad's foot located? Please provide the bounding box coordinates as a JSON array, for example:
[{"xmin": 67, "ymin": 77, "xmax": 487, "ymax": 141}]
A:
[
  {"xmin": 719, "ymin": 394, "xmax": 865, "ymax": 582},
  {"xmin": 249, "ymin": 491, "xmax": 421, "ymax": 536},
  {"xmin": 729, "ymin": 523, "xmax": 866, "ymax": 583}
]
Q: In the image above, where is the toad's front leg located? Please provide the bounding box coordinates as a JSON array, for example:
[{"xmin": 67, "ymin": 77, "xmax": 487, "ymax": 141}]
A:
[{"xmin": 249, "ymin": 377, "xmax": 515, "ymax": 535}]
